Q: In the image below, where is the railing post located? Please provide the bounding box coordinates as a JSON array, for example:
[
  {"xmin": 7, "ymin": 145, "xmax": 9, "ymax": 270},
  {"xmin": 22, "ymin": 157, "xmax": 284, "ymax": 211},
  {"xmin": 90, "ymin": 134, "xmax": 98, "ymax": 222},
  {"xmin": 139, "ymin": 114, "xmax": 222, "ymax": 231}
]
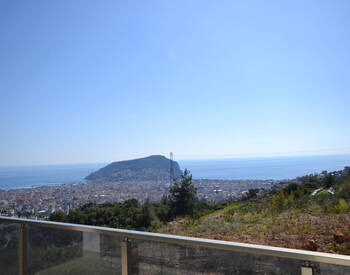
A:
[
  {"xmin": 301, "ymin": 261, "xmax": 313, "ymax": 275},
  {"xmin": 121, "ymin": 237, "xmax": 132, "ymax": 275},
  {"xmin": 18, "ymin": 223, "xmax": 28, "ymax": 275}
]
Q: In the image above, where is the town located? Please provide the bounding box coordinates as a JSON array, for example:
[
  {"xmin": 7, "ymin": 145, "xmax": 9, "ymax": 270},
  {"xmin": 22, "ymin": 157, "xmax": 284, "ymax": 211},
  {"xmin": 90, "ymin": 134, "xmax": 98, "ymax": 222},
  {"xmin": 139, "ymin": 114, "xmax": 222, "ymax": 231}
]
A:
[{"xmin": 0, "ymin": 179, "xmax": 277, "ymax": 218}]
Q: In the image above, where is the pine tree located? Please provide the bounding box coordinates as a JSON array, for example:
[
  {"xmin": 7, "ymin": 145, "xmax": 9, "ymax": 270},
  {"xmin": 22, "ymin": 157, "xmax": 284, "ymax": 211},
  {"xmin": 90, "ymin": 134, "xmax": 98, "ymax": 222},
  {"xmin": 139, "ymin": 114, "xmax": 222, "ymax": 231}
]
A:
[{"xmin": 169, "ymin": 169, "xmax": 197, "ymax": 217}]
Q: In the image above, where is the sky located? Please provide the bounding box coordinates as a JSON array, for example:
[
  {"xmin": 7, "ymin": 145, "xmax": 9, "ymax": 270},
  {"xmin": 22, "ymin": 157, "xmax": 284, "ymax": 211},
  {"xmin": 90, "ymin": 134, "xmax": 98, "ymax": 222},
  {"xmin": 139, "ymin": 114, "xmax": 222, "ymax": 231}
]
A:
[{"xmin": 1, "ymin": 0, "xmax": 350, "ymax": 166}]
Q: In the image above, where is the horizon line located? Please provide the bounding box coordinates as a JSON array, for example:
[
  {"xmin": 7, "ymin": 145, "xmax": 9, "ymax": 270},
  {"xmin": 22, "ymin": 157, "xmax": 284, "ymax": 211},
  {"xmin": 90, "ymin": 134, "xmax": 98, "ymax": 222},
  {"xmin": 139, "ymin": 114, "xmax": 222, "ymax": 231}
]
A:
[{"xmin": 1, "ymin": 152, "xmax": 350, "ymax": 168}]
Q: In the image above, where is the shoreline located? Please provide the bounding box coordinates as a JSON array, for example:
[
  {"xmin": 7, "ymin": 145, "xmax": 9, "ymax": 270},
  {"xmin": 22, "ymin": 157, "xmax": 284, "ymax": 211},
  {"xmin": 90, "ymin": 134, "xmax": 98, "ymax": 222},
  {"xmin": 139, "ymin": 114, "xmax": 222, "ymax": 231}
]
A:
[
  {"xmin": 0, "ymin": 181, "xmax": 87, "ymax": 191},
  {"xmin": 0, "ymin": 178, "xmax": 282, "ymax": 191}
]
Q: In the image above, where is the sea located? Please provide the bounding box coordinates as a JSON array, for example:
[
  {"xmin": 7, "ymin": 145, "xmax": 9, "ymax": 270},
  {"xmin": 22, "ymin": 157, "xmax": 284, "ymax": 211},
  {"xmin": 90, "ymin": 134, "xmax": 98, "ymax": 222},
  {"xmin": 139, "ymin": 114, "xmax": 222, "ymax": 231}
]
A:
[{"xmin": 0, "ymin": 154, "xmax": 349, "ymax": 190}]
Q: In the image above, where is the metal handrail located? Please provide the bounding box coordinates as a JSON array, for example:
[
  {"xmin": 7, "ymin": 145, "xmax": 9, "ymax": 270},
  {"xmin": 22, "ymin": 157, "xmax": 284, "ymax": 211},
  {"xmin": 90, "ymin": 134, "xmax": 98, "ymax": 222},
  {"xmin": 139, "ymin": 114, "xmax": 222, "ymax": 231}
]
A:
[{"xmin": 1, "ymin": 215, "xmax": 350, "ymax": 267}]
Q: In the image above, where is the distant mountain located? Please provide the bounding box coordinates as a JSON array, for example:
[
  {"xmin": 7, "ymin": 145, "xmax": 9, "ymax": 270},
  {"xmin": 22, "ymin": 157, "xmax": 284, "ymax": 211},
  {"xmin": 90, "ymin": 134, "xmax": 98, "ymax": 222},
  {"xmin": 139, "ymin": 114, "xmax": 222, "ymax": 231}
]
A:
[{"xmin": 85, "ymin": 155, "xmax": 182, "ymax": 182}]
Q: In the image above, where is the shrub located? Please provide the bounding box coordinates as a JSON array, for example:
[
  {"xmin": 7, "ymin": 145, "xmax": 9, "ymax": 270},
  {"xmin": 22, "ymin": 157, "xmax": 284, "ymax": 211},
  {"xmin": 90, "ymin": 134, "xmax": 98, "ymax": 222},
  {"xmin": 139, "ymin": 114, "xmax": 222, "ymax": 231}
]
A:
[
  {"xmin": 333, "ymin": 199, "xmax": 350, "ymax": 213},
  {"xmin": 270, "ymin": 191, "xmax": 286, "ymax": 214}
]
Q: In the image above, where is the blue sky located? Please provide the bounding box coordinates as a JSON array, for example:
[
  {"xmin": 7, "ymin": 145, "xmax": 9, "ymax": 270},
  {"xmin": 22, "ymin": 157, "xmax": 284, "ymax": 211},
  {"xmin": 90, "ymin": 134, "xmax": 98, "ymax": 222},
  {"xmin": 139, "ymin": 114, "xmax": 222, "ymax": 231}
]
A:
[{"xmin": 1, "ymin": 0, "xmax": 349, "ymax": 166}]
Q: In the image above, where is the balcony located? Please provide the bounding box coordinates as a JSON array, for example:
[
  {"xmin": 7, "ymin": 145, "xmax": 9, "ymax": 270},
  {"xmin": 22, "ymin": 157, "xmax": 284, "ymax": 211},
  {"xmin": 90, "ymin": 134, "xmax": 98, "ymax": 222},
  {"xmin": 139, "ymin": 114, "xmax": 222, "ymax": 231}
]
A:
[{"xmin": 1, "ymin": 216, "xmax": 350, "ymax": 275}]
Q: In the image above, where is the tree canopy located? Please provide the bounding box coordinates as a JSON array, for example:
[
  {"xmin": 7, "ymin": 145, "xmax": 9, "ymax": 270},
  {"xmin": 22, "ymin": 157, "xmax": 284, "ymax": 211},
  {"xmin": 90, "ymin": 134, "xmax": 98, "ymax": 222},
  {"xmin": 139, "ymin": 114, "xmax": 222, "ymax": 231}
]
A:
[{"xmin": 169, "ymin": 169, "xmax": 197, "ymax": 217}]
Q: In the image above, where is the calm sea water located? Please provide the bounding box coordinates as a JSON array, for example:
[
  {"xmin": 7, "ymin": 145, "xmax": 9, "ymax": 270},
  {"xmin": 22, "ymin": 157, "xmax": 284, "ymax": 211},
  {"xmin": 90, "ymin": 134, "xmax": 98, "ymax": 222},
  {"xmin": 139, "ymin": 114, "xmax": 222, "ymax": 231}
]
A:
[
  {"xmin": 0, "ymin": 163, "xmax": 106, "ymax": 190},
  {"xmin": 180, "ymin": 155, "xmax": 350, "ymax": 180},
  {"xmin": 0, "ymin": 155, "xmax": 349, "ymax": 189}
]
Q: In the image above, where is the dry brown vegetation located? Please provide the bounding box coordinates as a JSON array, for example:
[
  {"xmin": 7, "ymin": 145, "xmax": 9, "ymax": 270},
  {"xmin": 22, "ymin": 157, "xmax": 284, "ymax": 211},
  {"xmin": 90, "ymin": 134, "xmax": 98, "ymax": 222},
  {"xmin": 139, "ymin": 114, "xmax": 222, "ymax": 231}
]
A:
[{"xmin": 158, "ymin": 209, "xmax": 350, "ymax": 254}]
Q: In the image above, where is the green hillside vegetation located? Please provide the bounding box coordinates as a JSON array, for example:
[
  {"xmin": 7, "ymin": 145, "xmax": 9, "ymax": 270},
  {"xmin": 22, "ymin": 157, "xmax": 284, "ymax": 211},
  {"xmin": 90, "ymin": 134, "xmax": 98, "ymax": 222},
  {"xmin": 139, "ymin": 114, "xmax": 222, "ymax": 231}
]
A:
[
  {"xmin": 158, "ymin": 168, "xmax": 350, "ymax": 254},
  {"xmin": 50, "ymin": 167, "xmax": 350, "ymax": 254},
  {"xmin": 86, "ymin": 155, "xmax": 182, "ymax": 181}
]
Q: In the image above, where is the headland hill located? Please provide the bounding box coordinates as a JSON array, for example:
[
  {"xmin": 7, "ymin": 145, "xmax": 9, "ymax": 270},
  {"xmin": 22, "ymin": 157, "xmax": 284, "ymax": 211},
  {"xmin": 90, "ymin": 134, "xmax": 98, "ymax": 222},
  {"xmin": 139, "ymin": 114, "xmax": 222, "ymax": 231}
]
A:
[{"xmin": 85, "ymin": 155, "xmax": 182, "ymax": 182}]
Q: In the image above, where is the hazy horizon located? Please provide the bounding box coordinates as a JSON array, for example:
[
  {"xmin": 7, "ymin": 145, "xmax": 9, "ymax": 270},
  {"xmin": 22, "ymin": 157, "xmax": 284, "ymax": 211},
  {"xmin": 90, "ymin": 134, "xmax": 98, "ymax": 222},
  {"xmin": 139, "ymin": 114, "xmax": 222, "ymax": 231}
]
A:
[{"xmin": 1, "ymin": 152, "xmax": 350, "ymax": 168}]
